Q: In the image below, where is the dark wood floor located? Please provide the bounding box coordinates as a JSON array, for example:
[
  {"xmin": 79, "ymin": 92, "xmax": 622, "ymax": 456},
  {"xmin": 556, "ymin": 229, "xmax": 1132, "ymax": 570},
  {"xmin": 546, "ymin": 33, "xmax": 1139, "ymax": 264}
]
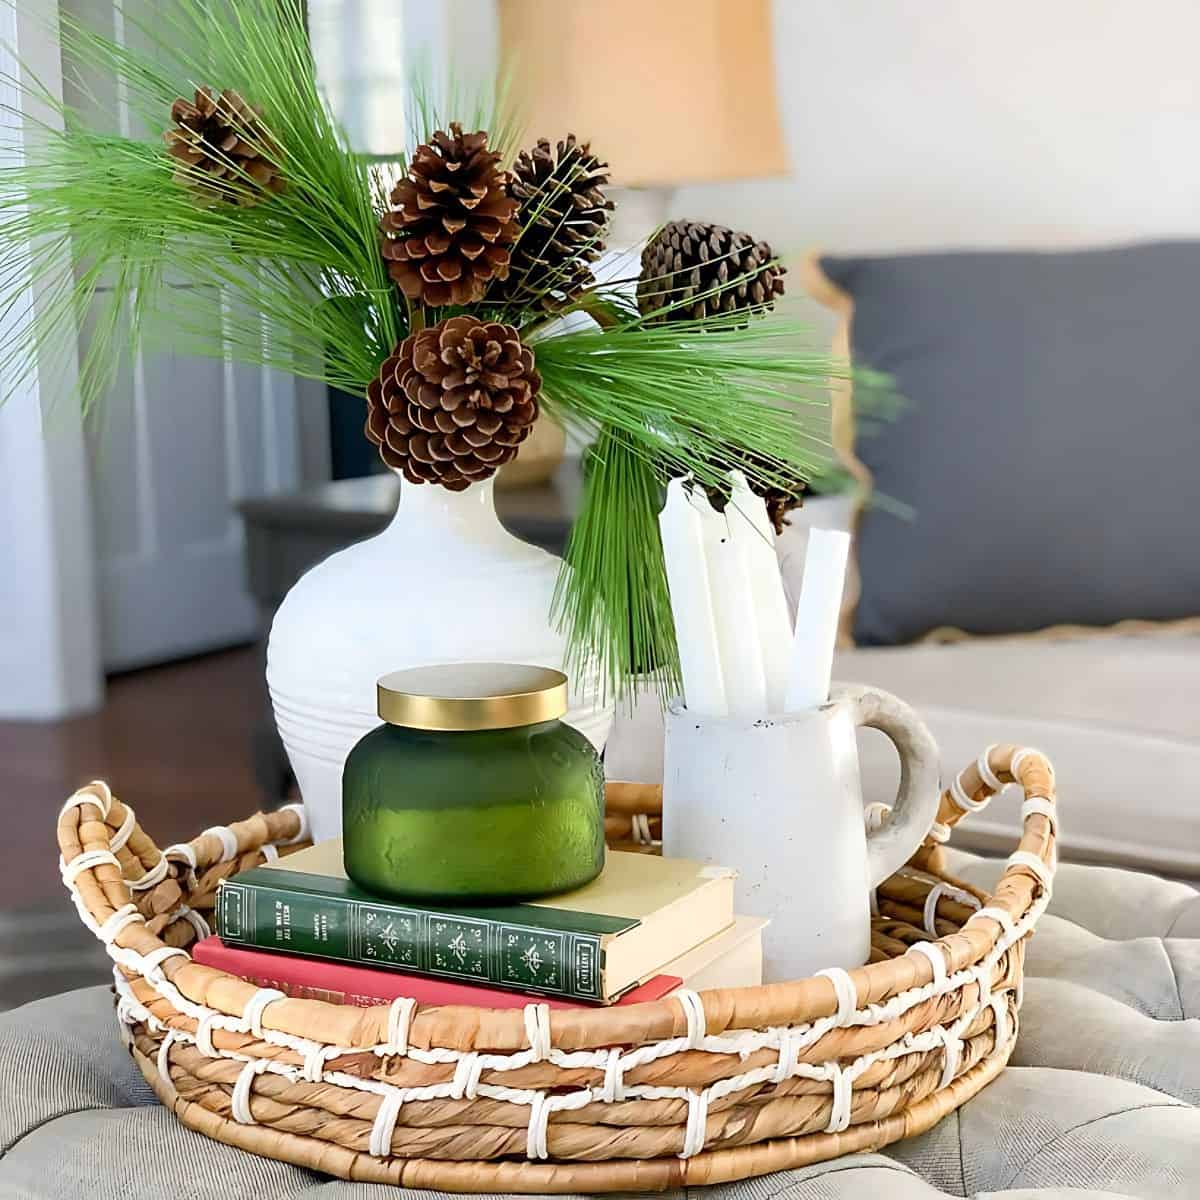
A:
[{"xmin": 1, "ymin": 646, "xmax": 268, "ymax": 1009}]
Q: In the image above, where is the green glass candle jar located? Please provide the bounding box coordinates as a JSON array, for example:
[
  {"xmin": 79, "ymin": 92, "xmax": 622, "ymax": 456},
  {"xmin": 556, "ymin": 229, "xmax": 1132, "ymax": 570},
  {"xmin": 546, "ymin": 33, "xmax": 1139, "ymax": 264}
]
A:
[{"xmin": 342, "ymin": 663, "xmax": 605, "ymax": 902}]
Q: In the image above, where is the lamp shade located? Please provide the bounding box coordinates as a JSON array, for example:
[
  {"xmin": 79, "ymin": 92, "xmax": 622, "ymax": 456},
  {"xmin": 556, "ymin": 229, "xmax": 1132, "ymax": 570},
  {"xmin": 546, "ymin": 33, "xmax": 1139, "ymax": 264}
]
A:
[{"xmin": 498, "ymin": 0, "xmax": 788, "ymax": 187}]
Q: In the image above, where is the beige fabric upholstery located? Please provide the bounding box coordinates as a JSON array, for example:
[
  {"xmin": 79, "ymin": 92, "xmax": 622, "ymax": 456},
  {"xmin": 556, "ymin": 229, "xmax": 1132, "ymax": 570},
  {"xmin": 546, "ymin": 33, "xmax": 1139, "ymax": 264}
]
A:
[{"xmin": 777, "ymin": 501, "xmax": 1200, "ymax": 878}]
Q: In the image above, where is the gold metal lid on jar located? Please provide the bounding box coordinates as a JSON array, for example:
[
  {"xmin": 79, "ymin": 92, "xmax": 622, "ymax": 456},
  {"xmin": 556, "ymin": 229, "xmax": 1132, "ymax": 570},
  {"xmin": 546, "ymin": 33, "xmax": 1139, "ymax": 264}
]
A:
[{"xmin": 377, "ymin": 663, "xmax": 568, "ymax": 732}]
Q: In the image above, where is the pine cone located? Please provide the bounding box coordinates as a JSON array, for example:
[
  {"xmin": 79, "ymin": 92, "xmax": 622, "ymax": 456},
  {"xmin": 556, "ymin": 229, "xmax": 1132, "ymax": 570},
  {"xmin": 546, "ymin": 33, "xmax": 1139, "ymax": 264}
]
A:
[
  {"xmin": 164, "ymin": 88, "xmax": 284, "ymax": 206},
  {"xmin": 693, "ymin": 454, "xmax": 807, "ymax": 535},
  {"xmin": 365, "ymin": 316, "xmax": 541, "ymax": 490},
  {"xmin": 755, "ymin": 479, "xmax": 806, "ymax": 535},
  {"xmin": 637, "ymin": 220, "xmax": 786, "ymax": 323},
  {"xmin": 381, "ymin": 124, "xmax": 519, "ymax": 308},
  {"xmin": 490, "ymin": 135, "xmax": 614, "ymax": 312}
]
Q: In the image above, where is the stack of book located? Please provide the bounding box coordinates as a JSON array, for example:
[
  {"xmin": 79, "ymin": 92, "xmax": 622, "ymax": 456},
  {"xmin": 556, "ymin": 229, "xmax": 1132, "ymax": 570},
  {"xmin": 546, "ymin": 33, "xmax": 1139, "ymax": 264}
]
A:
[{"xmin": 207, "ymin": 840, "xmax": 765, "ymax": 1008}]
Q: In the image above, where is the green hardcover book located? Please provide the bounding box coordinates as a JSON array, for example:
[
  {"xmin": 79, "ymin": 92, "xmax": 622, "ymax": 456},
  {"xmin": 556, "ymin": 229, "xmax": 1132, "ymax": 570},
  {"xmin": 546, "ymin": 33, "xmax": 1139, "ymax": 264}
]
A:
[{"xmin": 215, "ymin": 842, "xmax": 734, "ymax": 1003}]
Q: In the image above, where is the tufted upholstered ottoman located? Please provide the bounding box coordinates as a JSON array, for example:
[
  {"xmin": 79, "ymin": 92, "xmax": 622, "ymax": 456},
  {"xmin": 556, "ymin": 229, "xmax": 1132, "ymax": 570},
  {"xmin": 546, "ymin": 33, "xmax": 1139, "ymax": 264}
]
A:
[{"xmin": 2, "ymin": 853, "xmax": 1198, "ymax": 1199}]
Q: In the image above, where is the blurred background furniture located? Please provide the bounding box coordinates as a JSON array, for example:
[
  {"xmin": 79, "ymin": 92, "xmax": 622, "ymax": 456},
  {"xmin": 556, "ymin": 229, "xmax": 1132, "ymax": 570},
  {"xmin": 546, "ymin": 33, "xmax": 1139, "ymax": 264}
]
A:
[{"xmin": 772, "ymin": 241, "xmax": 1200, "ymax": 880}]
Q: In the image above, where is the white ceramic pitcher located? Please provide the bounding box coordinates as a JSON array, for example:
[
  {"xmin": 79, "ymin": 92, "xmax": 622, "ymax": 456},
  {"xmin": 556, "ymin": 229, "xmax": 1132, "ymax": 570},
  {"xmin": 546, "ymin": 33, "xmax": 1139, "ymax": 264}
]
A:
[{"xmin": 662, "ymin": 684, "xmax": 941, "ymax": 981}]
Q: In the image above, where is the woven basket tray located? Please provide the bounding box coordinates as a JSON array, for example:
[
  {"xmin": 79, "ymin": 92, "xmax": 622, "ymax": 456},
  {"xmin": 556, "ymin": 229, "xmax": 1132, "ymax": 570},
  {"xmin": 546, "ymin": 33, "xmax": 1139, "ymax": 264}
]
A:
[{"xmin": 57, "ymin": 743, "xmax": 1056, "ymax": 1193}]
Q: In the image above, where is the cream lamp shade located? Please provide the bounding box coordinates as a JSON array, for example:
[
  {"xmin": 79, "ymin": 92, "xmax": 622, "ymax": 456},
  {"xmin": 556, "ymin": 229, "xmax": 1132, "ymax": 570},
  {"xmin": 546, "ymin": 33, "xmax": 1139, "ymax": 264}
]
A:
[{"xmin": 498, "ymin": 0, "xmax": 789, "ymax": 187}]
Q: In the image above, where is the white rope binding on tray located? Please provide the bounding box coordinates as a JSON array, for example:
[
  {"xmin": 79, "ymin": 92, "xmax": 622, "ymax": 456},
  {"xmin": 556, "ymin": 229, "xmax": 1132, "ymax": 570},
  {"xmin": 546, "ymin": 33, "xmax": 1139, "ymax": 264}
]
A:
[
  {"xmin": 991, "ymin": 992, "xmax": 1011, "ymax": 1051},
  {"xmin": 451, "ymin": 1052, "xmax": 483, "ymax": 1100},
  {"xmin": 773, "ymin": 1027, "xmax": 798, "ymax": 1084},
  {"xmin": 164, "ymin": 842, "xmax": 198, "ymax": 872},
  {"xmin": 278, "ymin": 802, "xmax": 310, "ymax": 845},
  {"xmin": 972, "ymin": 905, "xmax": 1015, "ymax": 936},
  {"xmin": 172, "ymin": 905, "xmax": 211, "ymax": 942},
  {"xmin": 682, "ymin": 1088, "xmax": 709, "ymax": 1157},
  {"xmin": 1020, "ymin": 796, "xmax": 1058, "ymax": 835},
  {"xmin": 1007, "ymin": 850, "xmax": 1054, "ymax": 892},
  {"xmin": 381, "ymin": 997, "xmax": 415, "ymax": 1056},
  {"xmin": 242, "ymin": 988, "xmax": 286, "ymax": 1039},
  {"xmin": 923, "ymin": 883, "xmax": 949, "ymax": 936},
  {"xmin": 908, "ymin": 942, "xmax": 948, "ymax": 987},
  {"xmin": 949, "ymin": 774, "xmax": 989, "ymax": 814},
  {"xmin": 128, "ymin": 855, "xmax": 170, "ymax": 892},
  {"xmin": 675, "ymin": 989, "xmax": 707, "ymax": 1048},
  {"xmin": 59, "ymin": 849, "xmax": 120, "ymax": 886},
  {"xmin": 526, "ymin": 1091, "xmax": 551, "ymax": 1160},
  {"xmin": 109, "ymin": 805, "xmax": 136, "ymax": 853},
  {"xmin": 141, "ymin": 945, "xmax": 187, "ymax": 985},
  {"xmin": 976, "ymin": 746, "xmax": 1005, "ymax": 792},
  {"xmin": 61, "ymin": 781, "xmax": 112, "ymax": 820},
  {"xmin": 524, "ymin": 1002, "xmax": 552, "ymax": 1061},
  {"xmin": 66, "ymin": 761, "xmax": 1055, "ymax": 1163},
  {"xmin": 1010, "ymin": 747, "xmax": 1052, "ymax": 782},
  {"xmin": 630, "ymin": 813, "xmax": 656, "ymax": 845},
  {"xmin": 601, "ymin": 1047, "xmax": 626, "ymax": 1103},
  {"xmin": 202, "ymin": 825, "xmax": 240, "ymax": 863},
  {"xmin": 232, "ymin": 1057, "xmax": 268, "ymax": 1124},
  {"xmin": 826, "ymin": 1063, "xmax": 854, "ymax": 1133},
  {"xmin": 928, "ymin": 820, "xmax": 953, "ymax": 844},
  {"xmin": 933, "ymin": 1023, "xmax": 962, "ymax": 1090},
  {"xmin": 156, "ymin": 1028, "xmax": 177, "ymax": 1087},
  {"xmin": 815, "ymin": 968, "xmax": 857, "ymax": 1024},
  {"xmin": 370, "ymin": 1091, "xmax": 404, "ymax": 1157}
]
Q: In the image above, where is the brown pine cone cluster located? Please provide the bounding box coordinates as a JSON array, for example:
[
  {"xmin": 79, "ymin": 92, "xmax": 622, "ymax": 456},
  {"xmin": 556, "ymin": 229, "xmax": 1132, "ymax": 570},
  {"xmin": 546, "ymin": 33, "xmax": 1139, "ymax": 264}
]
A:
[
  {"xmin": 365, "ymin": 316, "xmax": 540, "ymax": 489},
  {"xmin": 753, "ymin": 478, "xmax": 807, "ymax": 535},
  {"xmin": 165, "ymin": 87, "xmax": 284, "ymax": 206},
  {"xmin": 695, "ymin": 454, "xmax": 807, "ymax": 535},
  {"xmin": 381, "ymin": 124, "xmax": 519, "ymax": 308},
  {"xmin": 637, "ymin": 220, "xmax": 785, "ymax": 323},
  {"xmin": 490, "ymin": 135, "xmax": 613, "ymax": 312}
]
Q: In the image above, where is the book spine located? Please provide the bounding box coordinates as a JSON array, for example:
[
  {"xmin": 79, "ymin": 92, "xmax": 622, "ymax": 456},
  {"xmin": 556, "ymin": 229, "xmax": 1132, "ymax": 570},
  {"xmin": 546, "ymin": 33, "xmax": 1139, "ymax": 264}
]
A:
[
  {"xmin": 216, "ymin": 878, "xmax": 605, "ymax": 1001},
  {"xmin": 193, "ymin": 937, "xmax": 539, "ymax": 1009},
  {"xmin": 243, "ymin": 970, "xmax": 369, "ymax": 1008}
]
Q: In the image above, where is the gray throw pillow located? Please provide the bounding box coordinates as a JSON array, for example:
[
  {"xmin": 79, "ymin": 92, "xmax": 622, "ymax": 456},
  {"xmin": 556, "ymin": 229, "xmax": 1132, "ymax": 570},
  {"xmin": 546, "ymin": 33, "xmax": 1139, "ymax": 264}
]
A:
[{"xmin": 821, "ymin": 243, "xmax": 1200, "ymax": 645}]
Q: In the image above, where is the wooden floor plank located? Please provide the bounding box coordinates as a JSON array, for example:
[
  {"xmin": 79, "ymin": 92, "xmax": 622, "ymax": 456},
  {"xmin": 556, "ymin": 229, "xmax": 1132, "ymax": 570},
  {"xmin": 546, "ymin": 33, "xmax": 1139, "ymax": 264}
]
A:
[{"xmin": 1, "ymin": 646, "xmax": 268, "ymax": 1009}]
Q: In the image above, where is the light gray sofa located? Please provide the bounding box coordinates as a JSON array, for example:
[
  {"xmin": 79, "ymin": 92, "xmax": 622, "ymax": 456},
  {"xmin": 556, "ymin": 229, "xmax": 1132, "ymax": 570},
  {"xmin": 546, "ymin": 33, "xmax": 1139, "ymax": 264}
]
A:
[
  {"xmin": 778, "ymin": 498, "xmax": 1200, "ymax": 880},
  {"xmin": 780, "ymin": 244, "xmax": 1200, "ymax": 881}
]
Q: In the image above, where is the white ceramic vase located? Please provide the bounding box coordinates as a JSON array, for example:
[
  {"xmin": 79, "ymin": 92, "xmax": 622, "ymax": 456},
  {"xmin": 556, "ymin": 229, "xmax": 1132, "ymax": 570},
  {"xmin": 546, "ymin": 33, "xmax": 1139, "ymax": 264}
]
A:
[{"xmin": 266, "ymin": 472, "xmax": 614, "ymax": 843}]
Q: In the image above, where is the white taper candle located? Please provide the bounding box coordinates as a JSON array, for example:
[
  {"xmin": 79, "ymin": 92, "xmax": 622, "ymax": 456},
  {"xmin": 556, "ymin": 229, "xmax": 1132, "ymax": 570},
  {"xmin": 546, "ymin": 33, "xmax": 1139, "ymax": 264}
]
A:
[
  {"xmin": 658, "ymin": 478, "xmax": 727, "ymax": 715},
  {"xmin": 727, "ymin": 471, "xmax": 793, "ymax": 711},
  {"xmin": 785, "ymin": 527, "xmax": 851, "ymax": 711},
  {"xmin": 691, "ymin": 487, "xmax": 769, "ymax": 717}
]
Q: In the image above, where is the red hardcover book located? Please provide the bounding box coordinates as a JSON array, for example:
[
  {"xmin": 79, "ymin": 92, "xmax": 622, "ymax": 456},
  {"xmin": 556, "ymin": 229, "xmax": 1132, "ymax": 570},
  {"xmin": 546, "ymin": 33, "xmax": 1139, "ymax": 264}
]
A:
[{"xmin": 192, "ymin": 936, "xmax": 682, "ymax": 1009}]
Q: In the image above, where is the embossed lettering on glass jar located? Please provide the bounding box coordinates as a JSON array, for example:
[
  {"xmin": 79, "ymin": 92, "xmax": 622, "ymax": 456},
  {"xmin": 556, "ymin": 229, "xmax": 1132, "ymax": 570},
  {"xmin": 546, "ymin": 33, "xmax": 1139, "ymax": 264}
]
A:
[{"xmin": 342, "ymin": 663, "xmax": 605, "ymax": 901}]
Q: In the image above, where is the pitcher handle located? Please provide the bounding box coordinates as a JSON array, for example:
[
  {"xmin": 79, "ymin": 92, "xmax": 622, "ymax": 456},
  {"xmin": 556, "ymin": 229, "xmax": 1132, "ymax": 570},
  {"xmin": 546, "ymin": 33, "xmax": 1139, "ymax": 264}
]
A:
[{"xmin": 833, "ymin": 683, "xmax": 942, "ymax": 888}]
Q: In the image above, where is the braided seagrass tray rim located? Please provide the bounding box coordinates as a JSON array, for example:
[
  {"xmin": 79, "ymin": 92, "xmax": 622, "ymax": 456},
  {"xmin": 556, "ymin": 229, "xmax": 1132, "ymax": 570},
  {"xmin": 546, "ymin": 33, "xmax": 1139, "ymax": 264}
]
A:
[{"xmin": 56, "ymin": 742, "xmax": 1056, "ymax": 1193}]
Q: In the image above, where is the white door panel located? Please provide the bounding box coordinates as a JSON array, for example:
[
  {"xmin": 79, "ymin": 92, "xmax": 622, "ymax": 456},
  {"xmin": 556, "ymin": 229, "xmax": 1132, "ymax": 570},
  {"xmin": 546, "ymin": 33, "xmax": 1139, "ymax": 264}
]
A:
[
  {"xmin": 64, "ymin": 0, "xmax": 302, "ymax": 668},
  {"xmin": 83, "ymin": 294, "xmax": 299, "ymax": 668}
]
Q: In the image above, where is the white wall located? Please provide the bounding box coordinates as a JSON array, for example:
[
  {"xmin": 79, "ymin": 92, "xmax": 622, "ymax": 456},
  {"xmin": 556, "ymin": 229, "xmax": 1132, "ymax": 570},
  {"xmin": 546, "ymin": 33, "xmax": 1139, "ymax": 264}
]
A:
[
  {"xmin": 310, "ymin": 0, "xmax": 498, "ymax": 157},
  {"xmin": 0, "ymin": 0, "xmax": 102, "ymax": 718},
  {"xmin": 676, "ymin": 0, "xmax": 1200, "ymax": 257}
]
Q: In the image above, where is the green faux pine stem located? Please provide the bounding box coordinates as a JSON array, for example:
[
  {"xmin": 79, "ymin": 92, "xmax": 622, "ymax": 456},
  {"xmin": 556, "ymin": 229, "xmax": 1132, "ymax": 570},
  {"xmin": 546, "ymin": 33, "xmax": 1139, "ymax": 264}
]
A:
[{"xmin": 0, "ymin": 0, "xmax": 891, "ymax": 699}]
